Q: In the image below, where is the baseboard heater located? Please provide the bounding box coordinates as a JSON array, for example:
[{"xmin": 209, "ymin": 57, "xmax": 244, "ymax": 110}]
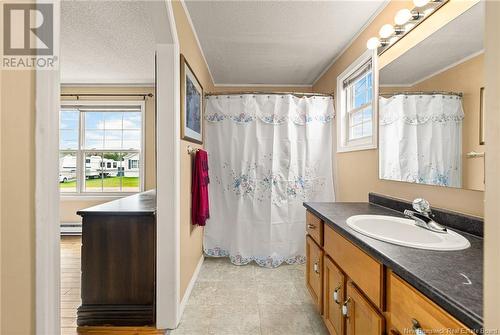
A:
[{"xmin": 61, "ymin": 222, "xmax": 82, "ymax": 235}]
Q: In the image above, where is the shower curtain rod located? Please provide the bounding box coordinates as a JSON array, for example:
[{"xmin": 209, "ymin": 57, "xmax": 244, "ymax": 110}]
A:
[
  {"xmin": 61, "ymin": 93, "xmax": 154, "ymax": 100},
  {"xmin": 205, "ymin": 91, "xmax": 334, "ymax": 98},
  {"xmin": 380, "ymin": 91, "xmax": 463, "ymax": 98}
]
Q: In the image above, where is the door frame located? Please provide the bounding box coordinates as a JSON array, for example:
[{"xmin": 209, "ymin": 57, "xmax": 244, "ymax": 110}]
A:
[{"xmin": 34, "ymin": 1, "xmax": 181, "ymax": 333}]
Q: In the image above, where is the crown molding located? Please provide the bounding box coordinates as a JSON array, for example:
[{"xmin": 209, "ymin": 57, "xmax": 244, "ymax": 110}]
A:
[{"xmin": 214, "ymin": 83, "xmax": 313, "ymax": 88}]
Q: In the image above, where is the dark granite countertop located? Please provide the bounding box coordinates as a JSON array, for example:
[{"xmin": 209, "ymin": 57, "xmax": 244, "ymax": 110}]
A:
[
  {"xmin": 77, "ymin": 190, "xmax": 156, "ymax": 216},
  {"xmin": 303, "ymin": 202, "xmax": 483, "ymax": 331}
]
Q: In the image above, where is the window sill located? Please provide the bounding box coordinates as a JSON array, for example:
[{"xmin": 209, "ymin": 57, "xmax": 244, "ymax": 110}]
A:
[
  {"xmin": 337, "ymin": 143, "xmax": 377, "ymax": 153},
  {"xmin": 60, "ymin": 193, "xmax": 139, "ymax": 202}
]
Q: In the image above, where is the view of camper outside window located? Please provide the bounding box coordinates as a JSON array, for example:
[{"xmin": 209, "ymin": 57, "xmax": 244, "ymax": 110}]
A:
[{"xmin": 59, "ymin": 107, "xmax": 142, "ymax": 193}]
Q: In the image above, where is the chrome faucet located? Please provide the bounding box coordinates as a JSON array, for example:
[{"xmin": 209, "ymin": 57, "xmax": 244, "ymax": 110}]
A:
[{"xmin": 404, "ymin": 198, "xmax": 447, "ymax": 233}]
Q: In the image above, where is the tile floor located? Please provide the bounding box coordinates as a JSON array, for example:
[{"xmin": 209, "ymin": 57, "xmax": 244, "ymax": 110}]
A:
[
  {"xmin": 61, "ymin": 236, "xmax": 327, "ymax": 335},
  {"xmin": 169, "ymin": 257, "xmax": 329, "ymax": 335}
]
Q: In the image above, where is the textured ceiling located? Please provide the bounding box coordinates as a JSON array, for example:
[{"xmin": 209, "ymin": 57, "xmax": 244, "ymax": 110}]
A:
[
  {"xmin": 184, "ymin": 0, "xmax": 386, "ymax": 86},
  {"xmin": 61, "ymin": 1, "xmax": 157, "ymax": 84},
  {"xmin": 380, "ymin": 2, "xmax": 484, "ymax": 86}
]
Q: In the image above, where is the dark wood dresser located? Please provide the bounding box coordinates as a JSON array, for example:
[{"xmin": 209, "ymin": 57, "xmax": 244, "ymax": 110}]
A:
[{"xmin": 76, "ymin": 190, "xmax": 156, "ymax": 327}]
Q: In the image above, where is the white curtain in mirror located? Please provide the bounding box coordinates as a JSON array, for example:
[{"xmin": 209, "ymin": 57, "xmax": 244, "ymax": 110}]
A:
[
  {"xmin": 379, "ymin": 94, "xmax": 463, "ymax": 187},
  {"xmin": 204, "ymin": 94, "xmax": 335, "ymax": 267}
]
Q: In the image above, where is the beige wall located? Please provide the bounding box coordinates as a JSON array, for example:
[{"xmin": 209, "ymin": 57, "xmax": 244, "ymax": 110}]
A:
[
  {"xmin": 484, "ymin": 1, "xmax": 500, "ymax": 331},
  {"xmin": 1, "ymin": 70, "xmax": 36, "ymax": 334},
  {"xmin": 313, "ymin": 0, "xmax": 484, "ymax": 217},
  {"xmin": 59, "ymin": 86, "xmax": 156, "ymax": 223},
  {"xmin": 172, "ymin": 0, "xmax": 214, "ymax": 299},
  {"xmin": 381, "ymin": 54, "xmax": 485, "ymax": 191}
]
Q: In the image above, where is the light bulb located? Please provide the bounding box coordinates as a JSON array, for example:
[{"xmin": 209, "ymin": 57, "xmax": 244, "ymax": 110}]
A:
[
  {"xmin": 413, "ymin": 0, "xmax": 430, "ymax": 7},
  {"xmin": 395, "ymin": 9, "xmax": 412, "ymax": 25},
  {"xmin": 379, "ymin": 24, "xmax": 395, "ymax": 38},
  {"xmin": 366, "ymin": 37, "xmax": 381, "ymax": 50}
]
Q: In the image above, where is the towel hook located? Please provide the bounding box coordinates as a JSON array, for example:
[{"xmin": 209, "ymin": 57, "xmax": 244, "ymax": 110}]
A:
[{"xmin": 187, "ymin": 145, "xmax": 199, "ymax": 155}]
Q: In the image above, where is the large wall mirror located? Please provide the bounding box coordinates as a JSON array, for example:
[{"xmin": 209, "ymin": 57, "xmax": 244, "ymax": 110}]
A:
[{"xmin": 378, "ymin": 2, "xmax": 484, "ymax": 191}]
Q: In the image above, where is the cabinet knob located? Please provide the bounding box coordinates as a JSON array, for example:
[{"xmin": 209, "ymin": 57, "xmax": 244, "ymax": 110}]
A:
[
  {"xmin": 412, "ymin": 319, "xmax": 425, "ymax": 335},
  {"xmin": 342, "ymin": 297, "xmax": 351, "ymax": 318},
  {"xmin": 307, "ymin": 224, "xmax": 316, "ymax": 229},
  {"xmin": 313, "ymin": 262, "xmax": 320, "ymax": 274},
  {"xmin": 333, "ymin": 285, "xmax": 341, "ymax": 304}
]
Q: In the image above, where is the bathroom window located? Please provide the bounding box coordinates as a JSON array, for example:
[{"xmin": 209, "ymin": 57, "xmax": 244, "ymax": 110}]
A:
[
  {"xmin": 59, "ymin": 101, "xmax": 145, "ymax": 196},
  {"xmin": 337, "ymin": 50, "xmax": 377, "ymax": 152}
]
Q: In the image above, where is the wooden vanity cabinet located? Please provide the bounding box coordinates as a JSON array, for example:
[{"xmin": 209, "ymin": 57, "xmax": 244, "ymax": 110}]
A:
[
  {"xmin": 306, "ymin": 235, "xmax": 324, "ymax": 313},
  {"xmin": 305, "ymin": 210, "xmax": 472, "ymax": 335}
]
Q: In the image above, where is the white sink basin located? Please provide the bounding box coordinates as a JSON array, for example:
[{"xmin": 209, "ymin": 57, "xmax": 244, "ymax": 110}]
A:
[{"xmin": 346, "ymin": 215, "xmax": 470, "ymax": 251}]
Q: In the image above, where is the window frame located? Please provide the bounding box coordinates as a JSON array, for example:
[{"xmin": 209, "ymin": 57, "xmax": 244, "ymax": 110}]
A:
[
  {"xmin": 59, "ymin": 100, "xmax": 146, "ymax": 198},
  {"xmin": 336, "ymin": 49, "xmax": 378, "ymax": 153}
]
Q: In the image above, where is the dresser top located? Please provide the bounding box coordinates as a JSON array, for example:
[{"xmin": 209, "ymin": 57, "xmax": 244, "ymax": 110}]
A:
[{"xmin": 77, "ymin": 190, "xmax": 156, "ymax": 216}]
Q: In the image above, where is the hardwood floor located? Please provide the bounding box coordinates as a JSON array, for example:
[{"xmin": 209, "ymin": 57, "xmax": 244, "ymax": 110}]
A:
[
  {"xmin": 61, "ymin": 236, "xmax": 82, "ymax": 335},
  {"xmin": 61, "ymin": 236, "xmax": 166, "ymax": 335}
]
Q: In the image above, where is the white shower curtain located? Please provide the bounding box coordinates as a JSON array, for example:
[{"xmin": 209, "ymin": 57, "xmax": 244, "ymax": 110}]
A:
[
  {"xmin": 379, "ymin": 94, "xmax": 464, "ymax": 187},
  {"xmin": 203, "ymin": 94, "xmax": 335, "ymax": 267}
]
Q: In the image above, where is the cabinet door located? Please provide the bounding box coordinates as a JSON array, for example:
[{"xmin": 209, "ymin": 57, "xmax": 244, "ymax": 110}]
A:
[
  {"xmin": 306, "ymin": 235, "xmax": 323, "ymax": 313},
  {"xmin": 323, "ymin": 256, "xmax": 345, "ymax": 335},
  {"xmin": 344, "ymin": 281, "xmax": 383, "ymax": 335}
]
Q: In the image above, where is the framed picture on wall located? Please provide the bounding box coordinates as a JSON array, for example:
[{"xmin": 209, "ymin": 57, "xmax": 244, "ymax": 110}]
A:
[
  {"xmin": 480, "ymin": 87, "xmax": 485, "ymax": 145},
  {"xmin": 181, "ymin": 54, "xmax": 203, "ymax": 144}
]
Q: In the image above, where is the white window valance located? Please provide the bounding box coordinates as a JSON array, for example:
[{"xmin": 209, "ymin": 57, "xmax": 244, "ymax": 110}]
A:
[{"xmin": 204, "ymin": 94, "xmax": 334, "ymax": 125}]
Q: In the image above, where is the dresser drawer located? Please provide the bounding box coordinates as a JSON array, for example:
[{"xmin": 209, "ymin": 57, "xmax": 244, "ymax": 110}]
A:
[
  {"xmin": 387, "ymin": 272, "xmax": 471, "ymax": 334},
  {"xmin": 306, "ymin": 211, "xmax": 324, "ymax": 246},
  {"xmin": 306, "ymin": 235, "xmax": 323, "ymax": 313},
  {"xmin": 324, "ymin": 225, "xmax": 383, "ymax": 309}
]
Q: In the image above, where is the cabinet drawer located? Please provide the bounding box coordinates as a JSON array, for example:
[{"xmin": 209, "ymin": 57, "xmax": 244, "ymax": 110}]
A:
[
  {"xmin": 323, "ymin": 255, "xmax": 345, "ymax": 335},
  {"xmin": 387, "ymin": 272, "xmax": 471, "ymax": 334},
  {"xmin": 324, "ymin": 225, "xmax": 383, "ymax": 309},
  {"xmin": 306, "ymin": 235, "xmax": 323, "ymax": 313},
  {"xmin": 306, "ymin": 211, "xmax": 324, "ymax": 246}
]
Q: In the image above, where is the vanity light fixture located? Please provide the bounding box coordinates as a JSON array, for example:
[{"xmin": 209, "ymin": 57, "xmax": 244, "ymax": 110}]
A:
[
  {"xmin": 405, "ymin": 22, "xmax": 416, "ymax": 32},
  {"xmin": 388, "ymin": 36, "xmax": 399, "ymax": 45},
  {"xmin": 367, "ymin": 0, "xmax": 448, "ymax": 53},
  {"xmin": 423, "ymin": 7, "xmax": 435, "ymax": 16}
]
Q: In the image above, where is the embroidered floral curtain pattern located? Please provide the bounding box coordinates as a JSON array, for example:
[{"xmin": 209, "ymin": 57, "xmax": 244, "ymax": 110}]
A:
[
  {"xmin": 379, "ymin": 94, "xmax": 464, "ymax": 188},
  {"xmin": 203, "ymin": 94, "xmax": 335, "ymax": 267}
]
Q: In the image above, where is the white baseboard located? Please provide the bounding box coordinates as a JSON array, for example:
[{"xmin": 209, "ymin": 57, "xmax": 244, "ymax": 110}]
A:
[
  {"xmin": 179, "ymin": 255, "xmax": 204, "ymax": 318},
  {"xmin": 60, "ymin": 222, "xmax": 82, "ymax": 235}
]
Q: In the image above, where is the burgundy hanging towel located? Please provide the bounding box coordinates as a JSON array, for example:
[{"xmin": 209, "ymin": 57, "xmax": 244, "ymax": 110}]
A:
[{"xmin": 191, "ymin": 149, "xmax": 210, "ymax": 226}]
